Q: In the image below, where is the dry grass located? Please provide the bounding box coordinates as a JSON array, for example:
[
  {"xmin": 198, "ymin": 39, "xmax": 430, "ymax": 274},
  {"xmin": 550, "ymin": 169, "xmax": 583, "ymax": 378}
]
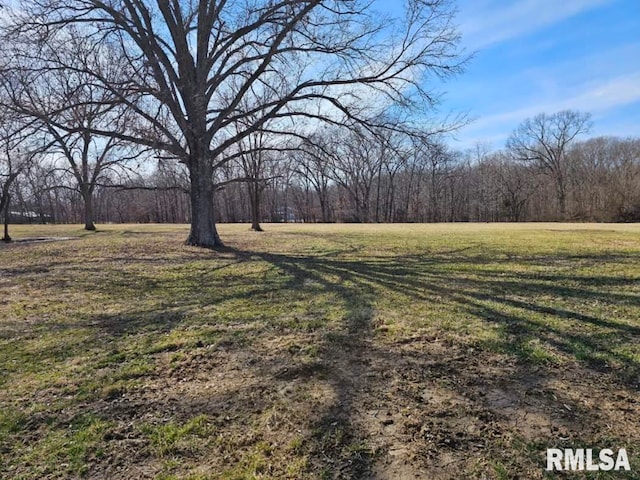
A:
[{"xmin": 1, "ymin": 222, "xmax": 639, "ymax": 479}]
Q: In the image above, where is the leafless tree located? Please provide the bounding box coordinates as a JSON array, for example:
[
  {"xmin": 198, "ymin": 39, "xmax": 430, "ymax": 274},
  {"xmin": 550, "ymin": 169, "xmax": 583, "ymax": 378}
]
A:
[
  {"xmin": 235, "ymin": 133, "xmax": 280, "ymax": 231},
  {"xmin": 327, "ymin": 126, "xmax": 386, "ymax": 222},
  {"xmin": 0, "ymin": 34, "xmax": 146, "ymax": 230},
  {"xmin": 486, "ymin": 151, "xmax": 538, "ymax": 222},
  {"xmin": 412, "ymin": 139, "xmax": 455, "ymax": 222},
  {"xmin": 569, "ymin": 136, "xmax": 640, "ymax": 221},
  {"xmin": 0, "ymin": 153, "xmax": 26, "ymax": 242},
  {"xmin": 6, "ymin": 0, "xmax": 464, "ymax": 247},
  {"xmin": 230, "ymin": 91, "xmax": 294, "ymax": 231},
  {"xmin": 293, "ymin": 135, "xmax": 334, "ymax": 222},
  {"xmin": 0, "ymin": 114, "xmax": 38, "ymax": 241},
  {"xmin": 506, "ymin": 110, "xmax": 591, "ymax": 219},
  {"xmin": 372, "ymin": 129, "xmax": 410, "ymax": 223}
]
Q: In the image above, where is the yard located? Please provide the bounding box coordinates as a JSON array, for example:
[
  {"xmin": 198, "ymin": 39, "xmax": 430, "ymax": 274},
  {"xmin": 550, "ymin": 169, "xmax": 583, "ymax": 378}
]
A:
[{"xmin": 1, "ymin": 223, "xmax": 639, "ymax": 479}]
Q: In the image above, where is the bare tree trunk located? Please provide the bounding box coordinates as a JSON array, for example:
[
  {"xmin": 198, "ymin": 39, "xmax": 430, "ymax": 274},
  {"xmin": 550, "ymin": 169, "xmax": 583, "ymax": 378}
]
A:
[
  {"xmin": 385, "ymin": 173, "xmax": 396, "ymax": 222},
  {"xmin": 556, "ymin": 173, "xmax": 567, "ymax": 219},
  {"xmin": 81, "ymin": 186, "xmax": 96, "ymax": 231},
  {"xmin": 2, "ymin": 193, "xmax": 11, "ymax": 242},
  {"xmin": 282, "ymin": 183, "xmax": 290, "ymax": 224},
  {"xmin": 319, "ymin": 195, "xmax": 328, "ymax": 223},
  {"xmin": 403, "ymin": 165, "xmax": 416, "ymax": 222},
  {"xmin": 248, "ymin": 182, "xmax": 263, "ymax": 231},
  {"xmin": 186, "ymin": 159, "xmax": 222, "ymax": 248},
  {"xmin": 375, "ymin": 165, "xmax": 382, "ymax": 223},
  {"xmin": 430, "ymin": 169, "xmax": 439, "ymax": 222}
]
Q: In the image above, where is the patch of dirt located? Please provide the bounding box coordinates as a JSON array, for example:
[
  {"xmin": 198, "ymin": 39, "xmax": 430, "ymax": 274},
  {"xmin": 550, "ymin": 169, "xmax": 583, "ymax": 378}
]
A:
[
  {"xmin": 34, "ymin": 326, "xmax": 635, "ymax": 479},
  {"xmin": 3, "ymin": 319, "xmax": 638, "ymax": 479},
  {"xmin": 296, "ymin": 332, "xmax": 640, "ymax": 479}
]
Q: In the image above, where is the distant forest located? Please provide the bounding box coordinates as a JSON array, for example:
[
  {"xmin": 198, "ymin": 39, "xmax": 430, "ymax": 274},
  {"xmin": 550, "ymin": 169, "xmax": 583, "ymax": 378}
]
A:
[
  {"xmin": 2, "ymin": 0, "xmax": 638, "ymax": 246},
  {"xmin": 9, "ymin": 128, "xmax": 640, "ymax": 226}
]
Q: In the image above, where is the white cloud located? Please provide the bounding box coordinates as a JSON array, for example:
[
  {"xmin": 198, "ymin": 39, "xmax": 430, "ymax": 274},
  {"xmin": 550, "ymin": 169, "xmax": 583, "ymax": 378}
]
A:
[
  {"xmin": 458, "ymin": 0, "xmax": 615, "ymax": 49},
  {"xmin": 453, "ymin": 71, "xmax": 640, "ymax": 148},
  {"xmin": 477, "ymin": 72, "xmax": 640, "ymax": 128}
]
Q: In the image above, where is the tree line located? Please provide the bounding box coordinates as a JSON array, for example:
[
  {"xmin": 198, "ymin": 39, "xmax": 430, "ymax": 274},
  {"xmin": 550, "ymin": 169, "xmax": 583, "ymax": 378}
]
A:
[
  {"xmin": 0, "ymin": 0, "xmax": 465, "ymax": 246},
  {"xmin": 6, "ymin": 111, "xmax": 640, "ymax": 232},
  {"xmin": 0, "ymin": 1, "xmax": 638, "ymax": 245}
]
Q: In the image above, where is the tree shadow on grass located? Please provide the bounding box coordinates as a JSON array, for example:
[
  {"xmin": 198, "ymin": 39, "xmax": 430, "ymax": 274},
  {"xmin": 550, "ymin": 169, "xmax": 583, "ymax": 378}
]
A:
[
  {"xmin": 221, "ymin": 246, "xmax": 639, "ymax": 477},
  {"xmin": 237, "ymin": 248, "xmax": 639, "ymax": 383},
  {"xmin": 72, "ymin": 244, "xmax": 638, "ymax": 476},
  {"xmin": 4, "ymin": 242, "xmax": 639, "ymax": 478},
  {"xmin": 222, "ymin": 247, "xmax": 379, "ymax": 477}
]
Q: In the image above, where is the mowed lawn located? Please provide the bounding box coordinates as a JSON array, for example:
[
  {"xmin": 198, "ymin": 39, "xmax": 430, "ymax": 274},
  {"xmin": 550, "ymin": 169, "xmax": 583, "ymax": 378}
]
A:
[{"xmin": 1, "ymin": 223, "xmax": 639, "ymax": 479}]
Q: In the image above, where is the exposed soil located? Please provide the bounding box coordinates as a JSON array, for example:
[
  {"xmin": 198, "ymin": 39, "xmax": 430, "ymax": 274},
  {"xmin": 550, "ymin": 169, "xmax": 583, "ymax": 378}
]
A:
[{"xmin": 50, "ymin": 325, "xmax": 638, "ymax": 479}]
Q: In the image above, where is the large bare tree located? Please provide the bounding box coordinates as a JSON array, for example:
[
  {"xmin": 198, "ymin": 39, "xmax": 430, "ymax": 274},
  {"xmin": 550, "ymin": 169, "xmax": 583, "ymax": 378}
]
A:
[
  {"xmin": 6, "ymin": 0, "xmax": 464, "ymax": 247},
  {"xmin": 506, "ymin": 110, "xmax": 591, "ymax": 219}
]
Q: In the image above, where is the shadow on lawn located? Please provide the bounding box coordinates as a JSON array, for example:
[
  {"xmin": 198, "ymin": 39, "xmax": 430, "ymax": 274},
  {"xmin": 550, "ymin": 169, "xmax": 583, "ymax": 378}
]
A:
[
  {"xmin": 13, "ymin": 242, "xmax": 637, "ymax": 478},
  {"xmin": 237, "ymin": 248, "xmax": 639, "ymax": 385},
  {"xmin": 215, "ymin": 246, "xmax": 639, "ymax": 476}
]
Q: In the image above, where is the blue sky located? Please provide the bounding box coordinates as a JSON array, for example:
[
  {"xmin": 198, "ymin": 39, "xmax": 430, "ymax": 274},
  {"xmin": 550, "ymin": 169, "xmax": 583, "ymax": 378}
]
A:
[{"xmin": 384, "ymin": 0, "xmax": 640, "ymax": 150}]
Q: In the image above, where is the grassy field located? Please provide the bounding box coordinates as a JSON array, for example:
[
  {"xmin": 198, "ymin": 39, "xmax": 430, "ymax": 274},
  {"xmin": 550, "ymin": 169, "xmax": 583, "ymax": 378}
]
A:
[{"xmin": 1, "ymin": 223, "xmax": 639, "ymax": 479}]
